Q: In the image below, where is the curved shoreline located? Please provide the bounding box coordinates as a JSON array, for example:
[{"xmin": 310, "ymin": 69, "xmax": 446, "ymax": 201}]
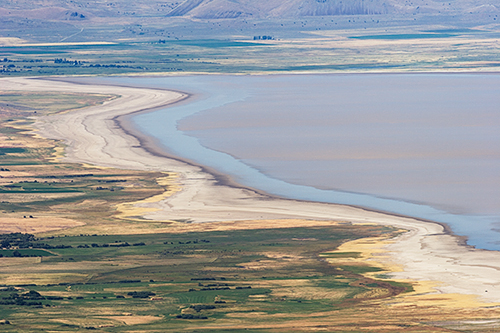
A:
[
  {"xmin": 3, "ymin": 76, "xmax": 500, "ymax": 304},
  {"xmin": 110, "ymin": 73, "xmax": 500, "ymax": 252}
]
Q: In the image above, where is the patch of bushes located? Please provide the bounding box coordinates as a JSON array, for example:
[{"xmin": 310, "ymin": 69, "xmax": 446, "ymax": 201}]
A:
[
  {"xmin": 127, "ymin": 291, "xmax": 155, "ymax": 298},
  {"xmin": 189, "ymin": 304, "xmax": 216, "ymax": 312},
  {"xmin": 175, "ymin": 314, "xmax": 207, "ymax": 320}
]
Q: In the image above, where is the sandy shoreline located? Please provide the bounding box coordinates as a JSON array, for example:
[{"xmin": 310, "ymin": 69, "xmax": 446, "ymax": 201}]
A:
[{"xmin": 3, "ymin": 76, "xmax": 500, "ymax": 304}]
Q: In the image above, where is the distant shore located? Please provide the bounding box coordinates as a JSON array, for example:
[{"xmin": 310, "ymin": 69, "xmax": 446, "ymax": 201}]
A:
[{"xmin": 3, "ymin": 76, "xmax": 500, "ymax": 305}]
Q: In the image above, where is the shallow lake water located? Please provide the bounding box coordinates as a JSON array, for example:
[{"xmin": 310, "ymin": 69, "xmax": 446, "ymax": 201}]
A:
[{"xmin": 98, "ymin": 74, "xmax": 500, "ymax": 250}]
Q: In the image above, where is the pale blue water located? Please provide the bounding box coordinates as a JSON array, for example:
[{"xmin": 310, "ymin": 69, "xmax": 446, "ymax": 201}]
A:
[{"xmin": 95, "ymin": 74, "xmax": 500, "ymax": 251}]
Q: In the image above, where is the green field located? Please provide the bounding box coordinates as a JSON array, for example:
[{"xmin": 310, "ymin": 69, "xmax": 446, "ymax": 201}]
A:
[
  {"xmin": 0, "ymin": 226, "xmax": 413, "ymax": 331},
  {"xmin": 0, "ymin": 148, "xmax": 26, "ymax": 155},
  {"xmin": 0, "ymin": 249, "xmax": 55, "ymax": 257}
]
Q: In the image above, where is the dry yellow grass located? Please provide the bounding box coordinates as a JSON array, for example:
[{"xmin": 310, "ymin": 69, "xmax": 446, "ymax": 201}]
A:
[
  {"xmin": 0, "ymin": 192, "xmax": 84, "ymax": 203},
  {"xmin": 104, "ymin": 315, "xmax": 163, "ymax": 326},
  {"xmin": 0, "ymin": 216, "xmax": 85, "ymax": 234},
  {"xmin": 329, "ymin": 234, "xmax": 500, "ymax": 310},
  {"xmin": 114, "ymin": 172, "xmax": 181, "ymax": 222},
  {"xmin": 272, "ymin": 286, "xmax": 350, "ymax": 301},
  {"xmin": 0, "ymin": 257, "xmax": 41, "ymax": 266},
  {"xmin": 50, "ymin": 317, "xmax": 118, "ymax": 328},
  {"xmin": 225, "ymin": 312, "xmax": 269, "ymax": 318},
  {"xmin": 0, "ymin": 272, "xmax": 88, "ymax": 285},
  {"xmin": 44, "ymin": 219, "xmax": 355, "ymax": 237},
  {"xmin": 162, "ymin": 219, "xmax": 352, "ymax": 233},
  {"xmin": 352, "ymin": 288, "xmax": 391, "ymax": 299}
]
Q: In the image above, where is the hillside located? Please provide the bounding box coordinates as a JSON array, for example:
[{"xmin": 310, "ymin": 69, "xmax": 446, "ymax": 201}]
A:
[
  {"xmin": 166, "ymin": 0, "xmax": 392, "ymax": 19},
  {"xmin": 0, "ymin": 0, "xmax": 499, "ymax": 22},
  {"xmin": 1, "ymin": 0, "xmax": 499, "ymax": 75}
]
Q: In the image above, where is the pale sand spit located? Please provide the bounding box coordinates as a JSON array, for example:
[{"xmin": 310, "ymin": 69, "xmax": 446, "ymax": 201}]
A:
[{"xmin": 2, "ymin": 76, "xmax": 500, "ymax": 304}]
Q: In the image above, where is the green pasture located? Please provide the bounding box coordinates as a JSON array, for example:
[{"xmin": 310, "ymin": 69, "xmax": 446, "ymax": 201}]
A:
[
  {"xmin": 0, "ymin": 249, "xmax": 54, "ymax": 257},
  {"xmin": 0, "ymin": 226, "xmax": 410, "ymax": 331},
  {"xmin": 0, "ymin": 171, "xmax": 161, "ymax": 211},
  {"xmin": 0, "ymin": 148, "xmax": 26, "ymax": 155}
]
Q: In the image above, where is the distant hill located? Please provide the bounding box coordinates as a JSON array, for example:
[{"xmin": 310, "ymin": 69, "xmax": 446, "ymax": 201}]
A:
[
  {"xmin": 0, "ymin": 0, "xmax": 499, "ymax": 21},
  {"xmin": 166, "ymin": 0, "xmax": 392, "ymax": 19}
]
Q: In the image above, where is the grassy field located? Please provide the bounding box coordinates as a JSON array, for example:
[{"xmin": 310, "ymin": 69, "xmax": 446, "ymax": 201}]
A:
[
  {"xmin": 0, "ymin": 226, "xmax": 456, "ymax": 332},
  {"xmin": 2, "ymin": 20, "xmax": 500, "ymax": 76},
  {"xmin": 2, "ymin": 226, "xmax": 500, "ymax": 332}
]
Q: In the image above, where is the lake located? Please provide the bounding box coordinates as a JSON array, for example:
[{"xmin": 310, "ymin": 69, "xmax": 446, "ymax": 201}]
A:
[{"xmin": 98, "ymin": 74, "xmax": 500, "ymax": 250}]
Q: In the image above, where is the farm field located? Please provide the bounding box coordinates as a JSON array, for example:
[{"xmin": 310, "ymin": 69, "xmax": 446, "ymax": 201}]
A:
[
  {"xmin": 2, "ymin": 217, "xmax": 500, "ymax": 332},
  {"xmin": 0, "ymin": 225, "xmax": 410, "ymax": 332}
]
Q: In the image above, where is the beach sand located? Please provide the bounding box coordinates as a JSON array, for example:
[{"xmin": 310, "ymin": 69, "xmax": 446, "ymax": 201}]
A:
[{"xmin": 3, "ymin": 76, "xmax": 500, "ymax": 305}]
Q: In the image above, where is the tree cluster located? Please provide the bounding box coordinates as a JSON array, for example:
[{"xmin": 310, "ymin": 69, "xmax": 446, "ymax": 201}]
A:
[
  {"xmin": 176, "ymin": 314, "xmax": 207, "ymax": 320},
  {"xmin": 0, "ymin": 233, "xmax": 36, "ymax": 249},
  {"xmin": 127, "ymin": 291, "xmax": 156, "ymax": 298},
  {"xmin": 189, "ymin": 304, "xmax": 216, "ymax": 312},
  {"xmin": 0, "ymin": 251, "xmax": 39, "ymax": 258},
  {"xmin": 77, "ymin": 242, "xmax": 145, "ymax": 248},
  {"xmin": 0, "ymin": 290, "xmax": 48, "ymax": 307},
  {"xmin": 54, "ymin": 58, "xmax": 83, "ymax": 66},
  {"xmin": 0, "ymin": 233, "xmax": 72, "ymax": 251},
  {"xmin": 175, "ymin": 239, "xmax": 210, "ymax": 245},
  {"xmin": 253, "ymin": 35, "xmax": 274, "ymax": 40},
  {"xmin": 0, "ymin": 233, "xmax": 146, "ymax": 252}
]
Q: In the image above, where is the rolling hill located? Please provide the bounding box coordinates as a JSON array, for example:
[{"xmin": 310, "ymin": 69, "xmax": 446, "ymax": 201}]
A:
[{"xmin": 0, "ymin": 0, "xmax": 498, "ymax": 22}]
